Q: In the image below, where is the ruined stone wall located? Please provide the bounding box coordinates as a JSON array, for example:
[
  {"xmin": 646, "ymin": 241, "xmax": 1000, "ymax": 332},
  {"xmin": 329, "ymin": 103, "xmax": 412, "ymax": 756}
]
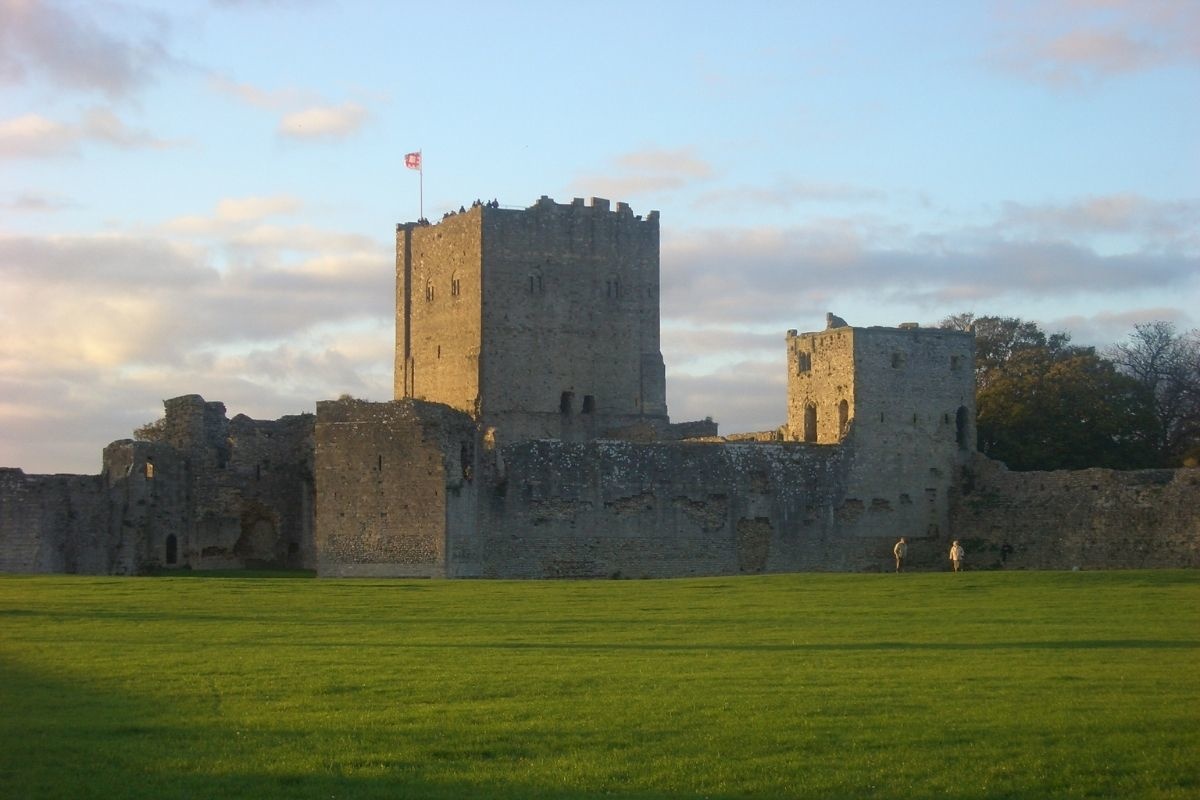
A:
[
  {"xmin": 314, "ymin": 398, "xmax": 478, "ymax": 577},
  {"xmin": 156, "ymin": 396, "xmax": 315, "ymax": 571},
  {"xmin": 1, "ymin": 396, "xmax": 315, "ymax": 576},
  {"xmin": 100, "ymin": 439, "xmax": 189, "ymax": 573},
  {"xmin": 478, "ymin": 197, "xmax": 666, "ymax": 442},
  {"xmin": 951, "ymin": 456, "xmax": 1200, "ymax": 570},
  {"xmin": 0, "ymin": 469, "xmax": 108, "ymax": 573},
  {"xmin": 396, "ymin": 214, "xmax": 483, "ymax": 412},
  {"xmin": 470, "ymin": 439, "xmax": 906, "ymax": 578}
]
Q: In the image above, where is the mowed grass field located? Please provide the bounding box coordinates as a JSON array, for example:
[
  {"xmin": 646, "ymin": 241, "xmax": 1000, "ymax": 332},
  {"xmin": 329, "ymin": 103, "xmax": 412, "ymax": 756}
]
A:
[{"xmin": 1, "ymin": 570, "xmax": 1196, "ymax": 799}]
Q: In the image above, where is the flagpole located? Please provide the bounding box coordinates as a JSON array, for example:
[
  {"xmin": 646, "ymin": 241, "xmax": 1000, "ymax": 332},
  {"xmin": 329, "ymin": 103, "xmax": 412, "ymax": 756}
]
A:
[{"xmin": 419, "ymin": 149, "xmax": 423, "ymax": 221}]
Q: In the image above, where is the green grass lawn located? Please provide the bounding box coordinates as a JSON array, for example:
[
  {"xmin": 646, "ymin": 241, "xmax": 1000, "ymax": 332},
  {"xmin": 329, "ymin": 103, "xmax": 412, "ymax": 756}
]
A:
[{"xmin": 1, "ymin": 570, "xmax": 1196, "ymax": 799}]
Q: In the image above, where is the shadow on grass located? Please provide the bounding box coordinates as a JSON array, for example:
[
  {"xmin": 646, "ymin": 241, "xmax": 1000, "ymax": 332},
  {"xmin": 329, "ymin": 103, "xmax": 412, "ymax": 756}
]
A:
[
  {"xmin": 0, "ymin": 659, "xmax": 745, "ymax": 800},
  {"xmin": 292, "ymin": 638, "xmax": 1198, "ymax": 653}
]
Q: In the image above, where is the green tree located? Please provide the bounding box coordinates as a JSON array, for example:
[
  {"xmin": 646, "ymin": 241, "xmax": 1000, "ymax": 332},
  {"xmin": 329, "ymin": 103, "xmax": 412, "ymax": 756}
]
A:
[
  {"xmin": 941, "ymin": 314, "xmax": 1162, "ymax": 470},
  {"xmin": 1105, "ymin": 321, "xmax": 1200, "ymax": 466},
  {"xmin": 133, "ymin": 416, "xmax": 167, "ymax": 442},
  {"xmin": 940, "ymin": 313, "xmax": 1073, "ymax": 391},
  {"xmin": 976, "ymin": 348, "xmax": 1158, "ymax": 471}
]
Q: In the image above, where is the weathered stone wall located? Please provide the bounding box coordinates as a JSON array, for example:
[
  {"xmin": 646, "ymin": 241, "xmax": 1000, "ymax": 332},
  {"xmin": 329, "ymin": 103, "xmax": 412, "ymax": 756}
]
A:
[
  {"xmin": 951, "ymin": 456, "xmax": 1200, "ymax": 570},
  {"xmin": 396, "ymin": 214, "xmax": 484, "ymax": 413},
  {"xmin": 785, "ymin": 325, "xmax": 976, "ymax": 550},
  {"xmin": 314, "ymin": 398, "xmax": 478, "ymax": 577},
  {"xmin": 470, "ymin": 439, "xmax": 912, "ymax": 578},
  {"xmin": 479, "ymin": 197, "xmax": 665, "ymax": 439},
  {"xmin": 0, "ymin": 469, "xmax": 108, "ymax": 573},
  {"xmin": 153, "ymin": 396, "xmax": 315, "ymax": 571},
  {"xmin": 0, "ymin": 396, "xmax": 314, "ymax": 575},
  {"xmin": 395, "ymin": 198, "xmax": 668, "ymax": 445}
]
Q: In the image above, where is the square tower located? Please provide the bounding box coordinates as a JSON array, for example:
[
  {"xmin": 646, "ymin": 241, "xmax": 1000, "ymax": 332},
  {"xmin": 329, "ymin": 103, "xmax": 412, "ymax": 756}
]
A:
[
  {"xmin": 786, "ymin": 322, "xmax": 975, "ymax": 452},
  {"xmin": 786, "ymin": 320, "xmax": 976, "ymax": 543},
  {"xmin": 396, "ymin": 196, "xmax": 668, "ymax": 442}
]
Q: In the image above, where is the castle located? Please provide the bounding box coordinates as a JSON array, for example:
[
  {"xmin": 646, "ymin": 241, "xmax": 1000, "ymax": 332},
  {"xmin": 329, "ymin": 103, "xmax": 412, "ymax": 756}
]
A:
[{"xmin": 2, "ymin": 196, "xmax": 1197, "ymax": 576}]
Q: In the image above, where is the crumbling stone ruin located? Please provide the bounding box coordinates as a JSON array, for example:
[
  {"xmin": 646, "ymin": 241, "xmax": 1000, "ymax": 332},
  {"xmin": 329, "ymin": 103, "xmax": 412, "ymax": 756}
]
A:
[{"xmin": 2, "ymin": 196, "xmax": 1197, "ymax": 576}]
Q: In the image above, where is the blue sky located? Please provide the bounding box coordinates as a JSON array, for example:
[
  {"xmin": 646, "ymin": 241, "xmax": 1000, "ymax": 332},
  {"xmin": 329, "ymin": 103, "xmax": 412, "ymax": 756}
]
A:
[{"xmin": 2, "ymin": 0, "xmax": 1198, "ymax": 473}]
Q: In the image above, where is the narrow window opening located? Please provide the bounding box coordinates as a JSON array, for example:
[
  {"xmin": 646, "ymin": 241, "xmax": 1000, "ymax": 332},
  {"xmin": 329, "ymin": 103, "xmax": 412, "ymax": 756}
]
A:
[
  {"xmin": 165, "ymin": 534, "xmax": 177, "ymax": 565},
  {"xmin": 451, "ymin": 275, "xmax": 461, "ymax": 296},
  {"xmin": 378, "ymin": 454, "xmax": 383, "ymax": 471},
  {"xmin": 437, "ymin": 345, "xmax": 441, "ymax": 359},
  {"xmin": 255, "ymin": 464, "xmax": 261, "ymax": 480},
  {"xmin": 796, "ymin": 352, "xmax": 811, "ymax": 373},
  {"xmin": 891, "ymin": 352, "xmax": 905, "ymax": 368},
  {"xmin": 804, "ymin": 404, "xmax": 818, "ymax": 443},
  {"xmin": 838, "ymin": 400, "xmax": 849, "ymax": 437},
  {"xmin": 560, "ymin": 391, "xmax": 574, "ymax": 414},
  {"xmin": 144, "ymin": 461, "xmax": 155, "ymax": 479},
  {"xmin": 956, "ymin": 406, "xmax": 969, "ymax": 450},
  {"xmin": 950, "ymin": 355, "xmax": 961, "ymax": 371},
  {"xmin": 425, "ymin": 283, "xmax": 435, "ymax": 302},
  {"xmin": 582, "ymin": 395, "xmax": 595, "ymax": 414},
  {"xmin": 460, "ymin": 442, "xmax": 473, "ymax": 481}
]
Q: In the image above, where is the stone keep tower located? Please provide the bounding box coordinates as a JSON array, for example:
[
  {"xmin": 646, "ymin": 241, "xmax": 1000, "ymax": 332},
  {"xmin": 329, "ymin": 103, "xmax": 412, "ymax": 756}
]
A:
[
  {"xmin": 786, "ymin": 319, "xmax": 976, "ymax": 542},
  {"xmin": 395, "ymin": 196, "xmax": 668, "ymax": 442}
]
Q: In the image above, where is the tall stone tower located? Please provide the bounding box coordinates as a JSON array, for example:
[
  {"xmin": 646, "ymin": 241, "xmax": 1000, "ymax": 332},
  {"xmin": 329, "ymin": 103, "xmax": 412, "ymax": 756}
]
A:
[
  {"xmin": 395, "ymin": 196, "xmax": 668, "ymax": 442},
  {"xmin": 786, "ymin": 319, "xmax": 976, "ymax": 542}
]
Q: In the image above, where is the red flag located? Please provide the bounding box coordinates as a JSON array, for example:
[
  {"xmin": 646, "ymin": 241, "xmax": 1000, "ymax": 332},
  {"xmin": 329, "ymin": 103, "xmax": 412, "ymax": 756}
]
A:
[{"xmin": 404, "ymin": 152, "xmax": 421, "ymax": 170}]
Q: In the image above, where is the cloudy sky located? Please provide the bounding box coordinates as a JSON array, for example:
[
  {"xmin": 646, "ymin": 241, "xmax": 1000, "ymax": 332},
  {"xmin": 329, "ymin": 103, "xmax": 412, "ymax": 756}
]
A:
[{"xmin": 2, "ymin": 0, "xmax": 1198, "ymax": 474}]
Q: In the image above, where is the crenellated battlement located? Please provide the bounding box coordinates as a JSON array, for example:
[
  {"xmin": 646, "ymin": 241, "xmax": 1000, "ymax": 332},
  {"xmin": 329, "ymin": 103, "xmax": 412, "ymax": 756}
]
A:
[{"xmin": 396, "ymin": 194, "xmax": 667, "ymax": 443}]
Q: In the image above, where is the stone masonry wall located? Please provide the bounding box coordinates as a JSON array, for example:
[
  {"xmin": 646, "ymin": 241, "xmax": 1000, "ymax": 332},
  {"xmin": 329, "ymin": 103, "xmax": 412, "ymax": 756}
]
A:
[
  {"xmin": 314, "ymin": 398, "xmax": 478, "ymax": 577},
  {"xmin": 478, "ymin": 197, "xmax": 667, "ymax": 442},
  {"xmin": 471, "ymin": 438, "xmax": 921, "ymax": 578},
  {"xmin": 0, "ymin": 469, "xmax": 108, "ymax": 573},
  {"xmin": 950, "ymin": 456, "xmax": 1200, "ymax": 570},
  {"xmin": 155, "ymin": 396, "xmax": 314, "ymax": 571},
  {"xmin": 396, "ymin": 213, "xmax": 483, "ymax": 413}
]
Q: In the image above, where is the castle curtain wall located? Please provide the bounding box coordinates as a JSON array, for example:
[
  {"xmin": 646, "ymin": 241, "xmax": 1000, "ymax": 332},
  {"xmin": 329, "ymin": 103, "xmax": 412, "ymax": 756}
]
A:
[
  {"xmin": 475, "ymin": 440, "xmax": 861, "ymax": 578},
  {"xmin": 951, "ymin": 456, "xmax": 1200, "ymax": 570},
  {"xmin": 314, "ymin": 399, "xmax": 478, "ymax": 578}
]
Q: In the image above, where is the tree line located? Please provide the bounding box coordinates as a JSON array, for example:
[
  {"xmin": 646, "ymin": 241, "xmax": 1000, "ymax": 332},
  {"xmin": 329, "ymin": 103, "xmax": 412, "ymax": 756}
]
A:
[{"xmin": 939, "ymin": 315, "xmax": 1200, "ymax": 471}]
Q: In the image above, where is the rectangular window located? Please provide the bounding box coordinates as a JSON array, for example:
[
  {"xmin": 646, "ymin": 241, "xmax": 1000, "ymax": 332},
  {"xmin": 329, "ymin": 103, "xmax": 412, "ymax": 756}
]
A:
[{"xmin": 582, "ymin": 395, "xmax": 595, "ymax": 414}]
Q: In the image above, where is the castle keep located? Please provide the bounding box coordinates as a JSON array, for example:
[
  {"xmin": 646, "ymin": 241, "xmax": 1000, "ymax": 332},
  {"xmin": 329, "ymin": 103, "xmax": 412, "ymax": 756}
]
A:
[{"xmin": 2, "ymin": 196, "xmax": 1197, "ymax": 576}]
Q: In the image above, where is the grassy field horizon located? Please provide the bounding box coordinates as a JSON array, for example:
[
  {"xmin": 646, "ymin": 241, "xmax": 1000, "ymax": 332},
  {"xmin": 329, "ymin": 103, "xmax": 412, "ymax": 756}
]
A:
[{"xmin": 1, "ymin": 570, "xmax": 1196, "ymax": 799}]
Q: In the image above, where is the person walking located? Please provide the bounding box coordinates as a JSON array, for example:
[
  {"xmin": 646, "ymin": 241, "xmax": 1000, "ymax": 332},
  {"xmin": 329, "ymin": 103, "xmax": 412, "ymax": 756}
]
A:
[
  {"xmin": 893, "ymin": 537, "xmax": 907, "ymax": 572},
  {"xmin": 949, "ymin": 540, "xmax": 965, "ymax": 572}
]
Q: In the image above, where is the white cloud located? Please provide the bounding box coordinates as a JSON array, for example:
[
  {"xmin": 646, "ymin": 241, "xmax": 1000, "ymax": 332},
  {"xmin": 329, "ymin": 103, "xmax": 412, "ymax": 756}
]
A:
[
  {"xmin": 0, "ymin": 0, "xmax": 173, "ymax": 98},
  {"xmin": 0, "ymin": 109, "xmax": 181, "ymax": 160},
  {"xmin": 570, "ymin": 148, "xmax": 717, "ymax": 199},
  {"xmin": 0, "ymin": 219, "xmax": 394, "ymax": 472},
  {"xmin": 998, "ymin": 194, "xmax": 1200, "ymax": 245},
  {"xmin": 987, "ymin": 0, "xmax": 1200, "ymax": 88},
  {"xmin": 278, "ymin": 102, "xmax": 368, "ymax": 140},
  {"xmin": 207, "ymin": 74, "xmax": 318, "ymax": 110},
  {"xmin": 1, "ymin": 190, "xmax": 73, "ymax": 212},
  {"xmin": 0, "ymin": 113, "xmax": 75, "ymax": 157}
]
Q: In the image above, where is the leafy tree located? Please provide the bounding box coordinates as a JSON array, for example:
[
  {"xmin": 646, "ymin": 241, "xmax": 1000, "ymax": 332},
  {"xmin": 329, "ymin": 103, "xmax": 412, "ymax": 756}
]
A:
[
  {"xmin": 975, "ymin": 348, "xmax": 1158, "ymax": 471},
  {"xmin": 940, "ymin": 313, "xmax": 1073, "ymax": 391},
  {"xmin": 1105, "ymin": 321, "xmax": 1200, "ymax": 466},
  {"xmin": 133, "ymin": 416, "xmax": 167, "ymax": 442},
  {"xmin": 941, "ymin": 314, "xmax": 1160, "ymax": 470}
]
